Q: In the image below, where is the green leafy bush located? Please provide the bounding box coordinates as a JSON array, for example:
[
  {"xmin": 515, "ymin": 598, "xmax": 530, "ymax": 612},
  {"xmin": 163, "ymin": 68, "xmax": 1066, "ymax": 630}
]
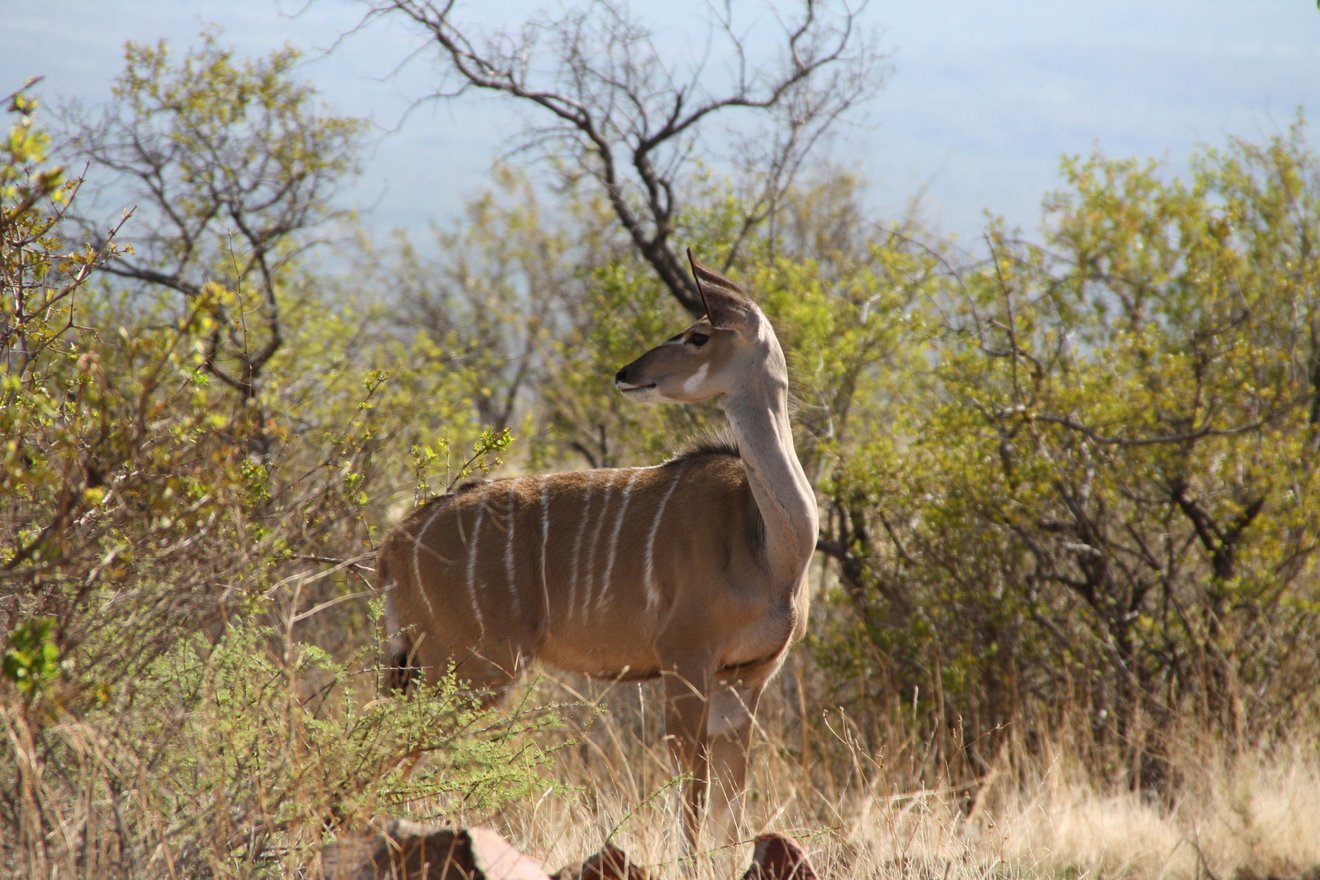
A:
[
  {"xmin": 809, "ymin": 118, "xmax": 1320, "ymax": 787},
  {"xmin": 3, "ymin": 617, "xmax": 552, "ymax": 877},
  {"xmin": 1, "ymin": 68, "xmax": 548, "ymax": 877}
]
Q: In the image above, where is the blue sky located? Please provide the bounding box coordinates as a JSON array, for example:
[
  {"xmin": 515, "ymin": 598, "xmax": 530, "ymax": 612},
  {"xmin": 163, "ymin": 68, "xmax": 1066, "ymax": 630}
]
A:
[{"xmin": 4, "ymin": 0, "xmax": 1319, "ymax": 246}]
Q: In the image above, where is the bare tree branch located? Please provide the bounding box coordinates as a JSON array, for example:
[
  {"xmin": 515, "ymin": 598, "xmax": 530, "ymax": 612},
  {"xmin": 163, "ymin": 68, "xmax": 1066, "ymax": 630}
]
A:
[{"xmin": 362, "ymin": 0, "xmax": 887, "ymax": 313}]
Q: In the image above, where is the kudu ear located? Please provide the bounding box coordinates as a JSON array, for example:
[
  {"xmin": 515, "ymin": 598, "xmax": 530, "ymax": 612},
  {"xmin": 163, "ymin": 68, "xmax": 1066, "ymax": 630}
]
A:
[{"xmin": 687, "ymin": 248, "xmax": 758, "ymax": 335}]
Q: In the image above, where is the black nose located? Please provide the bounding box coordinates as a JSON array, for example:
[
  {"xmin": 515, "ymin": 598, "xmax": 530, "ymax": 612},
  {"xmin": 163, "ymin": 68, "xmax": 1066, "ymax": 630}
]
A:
[{"xmin": 614, "ymin": 366, "xmax": 628, "ymax": 384}]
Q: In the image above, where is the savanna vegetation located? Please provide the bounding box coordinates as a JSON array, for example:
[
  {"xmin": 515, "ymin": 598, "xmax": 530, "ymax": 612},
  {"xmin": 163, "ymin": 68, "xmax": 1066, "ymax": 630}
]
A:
[{"xmin": 4, "ymin": 3, "xmax": 1319, "ymax": 877}]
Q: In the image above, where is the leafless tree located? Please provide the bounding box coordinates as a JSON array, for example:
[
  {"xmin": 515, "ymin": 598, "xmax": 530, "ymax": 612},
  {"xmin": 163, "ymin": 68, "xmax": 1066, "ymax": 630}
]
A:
[{"xmin": 360, "ymin": 0, "xmax": 886, "ymax": 314}]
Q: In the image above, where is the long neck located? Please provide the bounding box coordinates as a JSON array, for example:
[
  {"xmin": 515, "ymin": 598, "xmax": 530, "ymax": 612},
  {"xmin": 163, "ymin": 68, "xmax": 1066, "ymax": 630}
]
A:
[{"xmin": 720, "ymin": 353, "xmax": 818, "ymax": 585}]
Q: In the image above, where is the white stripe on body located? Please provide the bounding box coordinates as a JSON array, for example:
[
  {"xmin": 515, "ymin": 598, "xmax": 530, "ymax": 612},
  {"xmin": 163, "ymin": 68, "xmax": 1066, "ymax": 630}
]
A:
[
  {"xmin": 564, "ymin": 488, "xmax": 591, "ymax": 620},
  {"xmin": 504, "ymin": 481, "xmax": 520, "ymax": 617},
  {"xmin": 465, "ymin": 486, "xmax": 487, "ymax": 633},
  {"xmin": 582, "ymin": 471, "xmax": 618, "ymax": 619},
  {"xmin": 599, "ymin": 469, "xmax": 642, "ymax": 614},
  {"xmin": 539, "ymin": 477, "xmax": 551, "ymax": 626},
  {"xmin": 564, "ymin": 482, "xmax": 601, "ymax": 620},
  {"xmin": 643, "ymin": 461, "xmax": 687, "ymax": 611},
  {"xmin": 411, "ymin": 500, "xmax": 447, "ymax": 617}
]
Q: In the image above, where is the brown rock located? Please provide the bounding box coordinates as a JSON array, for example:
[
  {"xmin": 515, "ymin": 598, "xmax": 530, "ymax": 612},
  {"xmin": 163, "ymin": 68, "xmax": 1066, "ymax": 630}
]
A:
[
  {"xmin": 324, "ymin": 822, "xmax": 550, "ymax": 880},
  {"xmin": 551, "ymin": 844, "xmax": 654, "ymax": 880},
  {"xmin": 741, "ymin": 834, "xmax": 818, "ymax": 880},
  {"xmin": 325, "ymin": 823, "xmax": 819, "ymax": 880}
]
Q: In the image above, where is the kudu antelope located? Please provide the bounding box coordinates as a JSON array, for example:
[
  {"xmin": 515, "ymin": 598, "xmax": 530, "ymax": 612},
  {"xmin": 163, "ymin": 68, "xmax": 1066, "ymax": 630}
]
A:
[{"xmin": 378, "ymin": 251, "xmax": 818, "ymax": 847}]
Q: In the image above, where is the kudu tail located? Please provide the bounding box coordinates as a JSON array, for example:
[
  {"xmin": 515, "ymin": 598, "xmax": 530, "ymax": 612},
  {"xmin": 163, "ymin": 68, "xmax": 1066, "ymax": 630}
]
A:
[
  {"xmin": 385, "ymin": 632, "xmax": 419, "ymax": 694},
  {"xmin": 378, "ymin": 551, "xmax": 420, "ymax": 694}
]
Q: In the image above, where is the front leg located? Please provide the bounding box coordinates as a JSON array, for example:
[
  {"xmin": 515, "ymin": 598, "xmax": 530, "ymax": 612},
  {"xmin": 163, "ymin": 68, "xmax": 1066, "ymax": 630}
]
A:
[
  {"xmin": 663, "ymin": 664, "xmax": 712, "ymax": 852},
  {"xmin": 707, "ymin": 680, "xmax": 765, "ymax": 844}
]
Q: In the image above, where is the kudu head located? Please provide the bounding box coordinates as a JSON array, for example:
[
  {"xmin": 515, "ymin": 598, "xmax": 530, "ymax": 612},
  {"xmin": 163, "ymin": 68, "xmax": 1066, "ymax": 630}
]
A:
[{"xmin": 614, "ymin": 250, "xmax": 781, "ymax": 405}]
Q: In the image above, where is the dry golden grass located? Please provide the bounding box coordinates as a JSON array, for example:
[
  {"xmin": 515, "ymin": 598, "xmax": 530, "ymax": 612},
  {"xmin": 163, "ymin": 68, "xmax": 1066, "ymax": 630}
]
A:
[
  {"xmin": 461, "ymin": 666, "xmax": 1320, "ymax": 880},
  {"xmin": 7, "ymin": 638, "xmax": 1318, "ymax": 879},
  {"xmin": 996, "ymin": 741, "xmax": 1320, "ymax": 879}
]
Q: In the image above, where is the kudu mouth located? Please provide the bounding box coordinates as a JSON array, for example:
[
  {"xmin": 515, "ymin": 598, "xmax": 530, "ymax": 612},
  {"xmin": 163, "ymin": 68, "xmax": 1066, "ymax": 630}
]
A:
[{"xmin": 614, "ymin": 364, "xmax": 655, "ymax": 393}]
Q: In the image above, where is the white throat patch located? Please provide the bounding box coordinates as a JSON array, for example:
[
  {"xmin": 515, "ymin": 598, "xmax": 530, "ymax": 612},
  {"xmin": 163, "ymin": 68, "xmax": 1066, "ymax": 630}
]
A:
[{"xmin": 681, "ymin": 362, "xmax": 710, "ymax": 395}]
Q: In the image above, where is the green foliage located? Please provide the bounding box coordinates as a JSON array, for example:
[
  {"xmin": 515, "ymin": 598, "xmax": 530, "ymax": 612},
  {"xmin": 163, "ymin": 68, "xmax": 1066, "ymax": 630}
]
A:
[
  {"xmin": 67, "ymin": 30, "xmax": 366, "ymax": 406},
  {"xmin": 2, "ymin": 87, "xmax": 128, "ymax": 584},
  {"xmin": 2, "ymin": 615, "xmax": 58, "ymax": 696},
  {"xmin": 2, "ymin": 85, "xmax": 63, "ymax": 214},
  {"xmin": 0, "ymin": 67, "xmax": 547, "ymax": 876},
  {"xmin": 2, "ymin": 618, "xmax": 552, "ymax": 877},
  {"xmin": 2, "ymin": 84, "xmax": 119, "ymax": 402},
  {"xmin": 811, "ymin": 116, "xmax": 1320, "ymax": 785},
  {"xmin": 104, "ymin": 30, "xmax": 364, "ymax": 245},
  {"xmin": 128, "ymin": 621, "xmax": 548, "ymax": 867},
  {"xmin": 7, "ymin": 15, "xmax": 1320, "ymax": 870},
  {"xmin": 368, "ymin": 141, "xmax": 1320, "ymax": 794}
]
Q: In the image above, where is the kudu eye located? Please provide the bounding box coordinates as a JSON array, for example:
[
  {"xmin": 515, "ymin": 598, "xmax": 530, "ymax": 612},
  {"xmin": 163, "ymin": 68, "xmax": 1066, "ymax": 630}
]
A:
[{"xmin": 689, "ymin": 332, "xmax": 710, "ymax": 348}]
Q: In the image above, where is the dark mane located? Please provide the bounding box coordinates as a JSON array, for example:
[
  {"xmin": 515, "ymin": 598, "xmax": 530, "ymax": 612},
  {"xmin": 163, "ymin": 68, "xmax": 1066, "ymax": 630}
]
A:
[{"xmin": 665, "ymin": 429, "xmax": 740, "ymax": 464}]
